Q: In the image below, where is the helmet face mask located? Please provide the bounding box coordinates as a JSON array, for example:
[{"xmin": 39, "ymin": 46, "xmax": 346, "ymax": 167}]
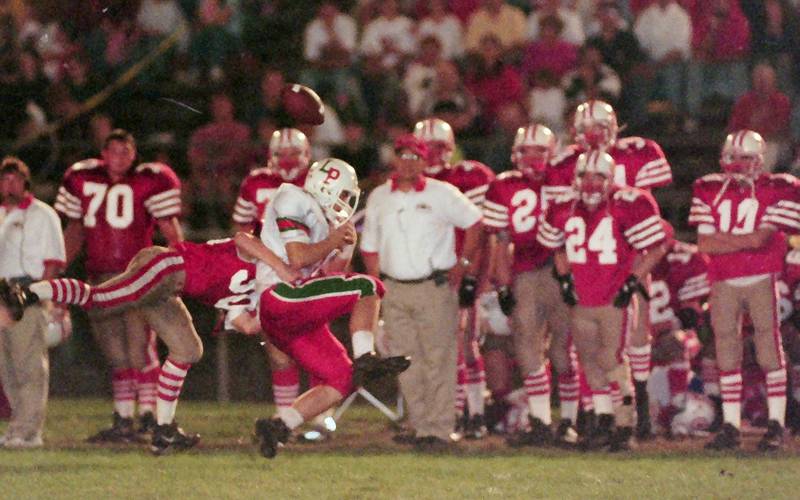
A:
[
  {"xmin": 512, "ymin": 124, "xmax": 555, "ymax": 178},
  {"xmin": 720, "ymin": 130, "xmax": 765, "ymax": 182},
  {"xmin": 269, "ymin": 128, "xmax": 311, "ymax": 181},
  {"xmin": 574, "ymin": 151, "xmax": 615, "ymax": 209},
  {"xmin": 573, "ymin": 100, "xmax": 618, "ymax": 150},
  {"xmin": 413, "ymin": 118, "xmax": 454, "ymax": 172},
  {"xmin": 304, "ymin": 158, "xmax": 361, "ymax": 226}
]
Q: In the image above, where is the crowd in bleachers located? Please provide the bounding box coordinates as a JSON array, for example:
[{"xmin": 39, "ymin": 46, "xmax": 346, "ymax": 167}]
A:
[{"xmin": 2, "ymin": 0, "xmax": 800, "ymax": 230}]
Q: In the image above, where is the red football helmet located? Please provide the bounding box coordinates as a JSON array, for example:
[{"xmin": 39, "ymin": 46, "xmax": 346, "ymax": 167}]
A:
[
  {"xmin": 413, "ymin": 118, "xmax": 455, "ymax": 174},
  {"xmin": 720, "ymin": 129, "xmax": 764, "ymax": 181},
  {"xmin": 574, "ymin": 151, "xmax": 615, "ymax": 208},
  {"xmin": 511, "ymin": 124, "xmax": 556, "ymax": 178},
  {"xmin": 269, "ymin": 128, "xmax": 311, "ymax": 181},
  {"xmin": 573, "ymin": 100, "xmax": 618, "ymax": 150}
]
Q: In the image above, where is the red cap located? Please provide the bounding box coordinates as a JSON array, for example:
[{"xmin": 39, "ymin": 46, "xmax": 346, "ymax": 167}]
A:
[{"xmin": 394, "ymin": 134, "xmax": 428, "ymax": 159}]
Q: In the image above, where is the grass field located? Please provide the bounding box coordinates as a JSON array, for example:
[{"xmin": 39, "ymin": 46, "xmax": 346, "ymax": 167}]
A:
[{"xmin": 1, "ymin": 399, "xmax": 799, "ymax": 499}]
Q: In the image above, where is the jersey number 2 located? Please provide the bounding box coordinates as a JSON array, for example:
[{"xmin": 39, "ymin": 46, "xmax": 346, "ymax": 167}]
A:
[{"xmin": 510, "ymin": 189, "xmax": 538, "ymax": 233}]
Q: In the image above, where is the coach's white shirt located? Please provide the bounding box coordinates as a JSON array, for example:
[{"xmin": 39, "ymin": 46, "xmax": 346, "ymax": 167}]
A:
[
  {"xmin": 360, "ymin": 176, "xmax": 482, "ymax": 281},
  {"xmin": 0, "ymin": 195, "xmax": 65, "ymax": 280}
]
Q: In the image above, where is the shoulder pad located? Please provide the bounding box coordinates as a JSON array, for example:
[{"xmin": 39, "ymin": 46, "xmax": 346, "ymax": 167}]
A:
[
  {"xmin": 612, "ymin": 187, "xmax": 644, "ymax": 203},
  {"xmin": 694, "ymin": 173, "xmax": 726, "ymax": 186},
  {"xmin": 768, "ymin": 173, "xmax": 799, "ymax": 186},
  {"xmin": 249, "ymin": 167, "xmax": 271, "ymax": 177},
  {"xmin": 68, "ymin": 159, "xmax": 103, "ymax": 172},
  {"xmin": 549, "ymin": 146, "xmax": 580, "ymax": 166},
  {"xmin": 615, "ymin": 136, "xmax": 650, "ymax": 151},
  {"xmin": 787, "ymin": 249, "xmax": 800, "ymax": 266},
  {"xmin": 135, "ymin": 162, "xmax": 169, "ymax": 175},
  {"xmin": 496, "ymin": 170, "xmax": 523, "ymax": 182}
]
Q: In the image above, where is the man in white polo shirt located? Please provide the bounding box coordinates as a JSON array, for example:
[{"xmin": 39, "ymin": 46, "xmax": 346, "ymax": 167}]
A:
[
  {"xmin": 361, "ymin": 134, "xmax": 483, "ymax": 448},
  {"xmin": 0, "ymin": 157, "xmax": 65, "ymax": 448}
]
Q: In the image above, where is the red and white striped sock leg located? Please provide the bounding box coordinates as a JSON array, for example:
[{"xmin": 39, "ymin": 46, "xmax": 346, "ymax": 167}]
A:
[
  {"xmin": 766, "ymin": 368, "xmax": 787, "ymax": 427},
  {"xmin": 272, "ymin": 365, "xmax": 300, "ymax": 421},
  {"xmin": 455, "ymin": 360, "xmax": 467, "ymax": 418},
  {"xmin": 558, "ymin": 371, "xmax": 580, "ymax": 424},
  {"xmin": 112, "ymin": 368, "xmax": 136, "ymax": 418},
  {"xmin": 156, "ymin": 359, "xmax": 191, "ymax": 425},
  {"xmin": 465, "ymin": 356, "xmax": 486, "ymax": 417},
  {"xmin": 525, "ymin": 366, "xmax": 552, "ymax": 425},
  {"xmin": 32, "ymin": 279, "xmax": 92, "ymax": 306},
  {"xmin": 720, "ymin": 370, "xmax": 743, "ymax": 429},
  {"xmin": 627, "ymin": 344, "xmax": 652, "ymax": 383},
  {"xmin": 701, "ymin": 357, "xmax": 720, "ymax": 397}
]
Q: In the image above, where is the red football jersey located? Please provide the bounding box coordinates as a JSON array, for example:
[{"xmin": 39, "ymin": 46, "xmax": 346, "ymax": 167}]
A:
[
  {"xmin": 55, "ymin": 160, "xmax": 181, "ymax": 276},
  {"xmin": 543, "ymin": 145, "xmax": 581, "ymax": 205},
  {"xmin": 688, "ymin": 173, "xmax": 800, "ymax": 282},
  {"xmin": 232, "ymin": 168, "xmax": 308, "ymax": 226},
  {"xmin": 176, "ymin": 239, "xmax": 256, "ymax": 309},
  {"xmin": 538, "ymin": 187, "xmax": 666, "ymax": 306},
  {"xmin": 483, "ymin": 171, "xmax": 552, "ymax": 273},
  {"xmin": 648, "ymin": 241, "xmax": 710, "ymax": 333},
  {"xmin": 777, "ymin": 248, "xmax": 800, "ymax": 323}
]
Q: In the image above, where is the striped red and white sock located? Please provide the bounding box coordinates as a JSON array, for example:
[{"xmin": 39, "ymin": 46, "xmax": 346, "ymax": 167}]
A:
[
  {"xmin": 558, "ymin": 371, "xmax": 580, "ymax": 424},
  {"xmin": 579, "ymin": 368, "xmax": 594, "ymax": 412},
  {"xmin": 465, "ymin": 357, "xmax": 486, "ymax": 417},
  {"xmin": 667, "ymin": 360, "xmax": 690, "ymax": 408},
  {"xmin": 272, "ymin": 366, "xmax": 300, "ymax": 421},
  {"xmin": 627, "ymin": 344, "xmax": 652, "ymax": 382},
  {"xmin": 33, "ymin": 279, "xmax": 92, "ymax": 306},
  {"xmin": 701, "ymin": 357, "xmax": 720, "ymax": 396},
  {"xmin": 112, "ymin": 368, "xmax": 136, "ymax": 418},
  {"xmin": 525, "ymin": 366, "xmax": 551, "ymax": 425},
  {"xmin": 592, "ymin": 386, "xmax": 613, "ymax": 416},
  {"xmin": 766, "ymin": 368, "xmax": 787, "ymax": 427},
  {"xmin": 156, "ymin": 359, "xmax": 191, "ymax": 425},
  {"xmin": 137, "ymin": 367, "xmax": 159, "ymax": 416},
  {"xmin": 720, "ymin": 370, "xmax": 743, "ymax": 429},
  {"xmin": 455, "ymin": 361, "xmax": 467, "ymax": 417}
]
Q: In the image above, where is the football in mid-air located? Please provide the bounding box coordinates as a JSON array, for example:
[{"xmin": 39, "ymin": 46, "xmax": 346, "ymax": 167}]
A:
[{"xmin": 281, "ymin": 83, "xmax": 325, "ymax": 126}]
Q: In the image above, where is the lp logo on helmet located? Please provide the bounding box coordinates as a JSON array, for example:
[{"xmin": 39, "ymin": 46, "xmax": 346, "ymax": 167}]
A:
[{"xmin": 321, "ymin": 163, "xmax": 340, "ymax": 184}]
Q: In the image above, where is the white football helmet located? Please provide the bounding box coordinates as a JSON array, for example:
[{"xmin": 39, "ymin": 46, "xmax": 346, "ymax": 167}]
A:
[
  {"xmin": 269, "ymin": 128, "xmax": 311, "ymax": 181},
  {"xmin": 671, "ymin": 393, "xmax": 715, "ymax": 437},
  {"xmin": 720, "ymin": 129, "xmax": 765, "ymax": 181},
  {"xmin": 413, "ymin": 118, "xmax": 455, "ymax": 172},
  {"xmin": 573, "ymin": 100, "xmax": 618, "ymax": 150},
  {"xmin": 574, "ymin": 151, "xmax": 615, "ymax": 208},
  {"xmin": 511, "ymin": 123, "xmax": 556, "ymax": 177},
  {"xmin": 304, "ymin": 158, "xmax": 360, "ymax": 226}
]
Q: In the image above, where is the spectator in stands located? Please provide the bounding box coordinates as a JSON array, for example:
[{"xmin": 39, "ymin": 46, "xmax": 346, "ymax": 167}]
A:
[
  {"xmin": 464, "ymin": 0, "xmax": 527, "ymax": 56},
  {"xmin": 450, "ymin": 0, "xmax": 483, "ymax": 25},
  {"xmin": 247, "ymin": 68, "xmax": 286, "ymax": 130},
  {"xmin": 301, "ymin": 1, "xmax": 364, "ymax": 117},
  {"xmin": 791, "ymin": 101, "xmax": 800, "ymax": 174},
  {"xmin": 526, "ymin": 0, "xmax": 585, "ymax": 45},
  {"xmin": 137, "ymin": 0, "xmax": 190, "ymax": 50},
  {"xmin": 359, "ymin": 0, "xmax": 416, "ymax": 73},
  {"xmin": 562, "ymin": 44, "xmax": 621, "ymax": 109},
  {"xmin": 2, "ymin": 50, "xmax": 48, "ymax": 141},
  {"xmin": 465, "ymin": 34, "xmax": 524, "ymax": 132},
  {"xmin": 587, "ymin": 4, "xmax": 648, "ymax": 127},
  {"xmin": 331, "ymin": 121, "xmax": 380, "ymax": 180},
  {"xmin": 728, "ymin": 63, "xmax": 792, "ymax": 171},
  {"xmin": 88, "ymin": 113, "xmax": 114, "ymax": 155},
  {"xmin": 420, "ymin": 61, "xmax": 479, "ymax": 135},
  {"xmin": 634, "ymin": 0, "xmax": 692, "ymax": 115},
  {"xmin": 404, "ymin": 36, "xmax": 444, "ymax": 120},
  {"xmin": 527, "ymin": 69, "xmax": 567, "ymax": 135},
  {"xmin": 187, "ymin": 92, "xmax": 251, "ymax": 228},
  {"xmin": 190, "ymin": 0, "xmax": 238, "ymax": 82},
  {"xmin": 685, "ymin": 0, "xmax": 751, "ymax": 130},
  {"xmin": 481, "ymin": 100, "xmax": 528, "ymax": 170},
  {"xmin": 741, "ymin": 0, "xmax": 800, "ymax": 97},
  {"xmin": 520, "ymin": 15, "xmax": 578, "ymax": 84},
  {"xmin": 417, "ymin": 0, "xmax": 464, "ymax": 61},
  {"xmin": 64, "ymin": 55, "xmax": 101, "ymax": 104}
]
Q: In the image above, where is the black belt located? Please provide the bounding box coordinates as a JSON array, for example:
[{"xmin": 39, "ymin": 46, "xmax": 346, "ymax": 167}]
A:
[{"xmin": 381, "ymin": 269, "xmax": 449, "ymax": 285}]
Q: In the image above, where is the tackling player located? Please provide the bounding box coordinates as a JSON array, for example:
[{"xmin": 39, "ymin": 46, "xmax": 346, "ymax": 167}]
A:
[
  {"xmin": 54, "ymin": 129, "xmax": 183, "ymax": 442},
  {"xmin": 537, "ymin": 151, "xmax": 668, "ymax": 451}
]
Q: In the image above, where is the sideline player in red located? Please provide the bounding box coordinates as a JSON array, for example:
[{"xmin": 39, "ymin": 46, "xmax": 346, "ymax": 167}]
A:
[
  {"xmin": 413, "ymin": 118, "xmax": 495, "ymax": 437},
  {"xmin": 3, "ymin": 235, "xmax": 298, "ymax": 454},
  {"xmin": 483, "ymin": 124, "xmax": 580, "ymax": 446},
  {"xmin": 689, "ymin": 129, "xmax": 800, "ymax": 451},
  {"xmin": 538, "ymin": 151, "xmax": 668, "ymax": 451},
  {"xmin": 54, "ymin": 129, "xmax": 183, "ymax": 441}
]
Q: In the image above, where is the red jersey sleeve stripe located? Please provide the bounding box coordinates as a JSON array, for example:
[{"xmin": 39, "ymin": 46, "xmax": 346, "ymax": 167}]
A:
[{"xmin": 276, "ymin": 217, "xmax": 310, "ymax": 234}]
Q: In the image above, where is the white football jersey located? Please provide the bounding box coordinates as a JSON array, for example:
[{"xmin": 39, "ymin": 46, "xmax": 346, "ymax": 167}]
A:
[{"xmin": 256, "ymin": 183, "xmax": 331, "ymax": 291}]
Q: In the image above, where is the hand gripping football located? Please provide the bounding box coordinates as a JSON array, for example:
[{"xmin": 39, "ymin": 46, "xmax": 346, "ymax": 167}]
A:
[{"xmin": 281, "ymin": 83, "xmax": 325, "ymax": 126}]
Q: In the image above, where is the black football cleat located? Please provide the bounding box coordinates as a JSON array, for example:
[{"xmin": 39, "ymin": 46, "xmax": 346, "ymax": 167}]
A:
[
  {"xmin": 464, "ymin": 414, "xmax": 487, "ymax": 440},
  {"xmin": 0, "ymin": 279, "xmax": 28, "ymax": 322},
  {"xmin": 87, "ymin": 412, "xmax": 138, "ymax": 444},
  {"xmin": 756, "ymin": 420, "xmax": 785, "ymax": 452},
  {"xmin": 352, "ymin": 352, "xmax": 411, "ymax": 386},
  {"xmin": 555, "ymin": 419, "xmax": 578, "ymax": 446},
  {"xmin": 506, "ymin": 416, "xmax": 553, "ymax": 448},
  {"xmin": 634, "ymin": 380, "xmax": 654, "ymax": 440},
  {"xmin": 150, "ymin": 422, "xmax": 200, "ymax": 455},
  {"xmin": 254, "ymin": 417, "xmax": 291, "ymax": 458},
  {"xmin": 579, "ymin": 414, "xmax": 615, "ymax": 451},
  {"xmin": 137, "ymin": 412, "xmax": 158, "ymax": 435},
  {"xmin": 704, "ymin": 423, "xmax": 740, "ymax": 451},
  {"xmin": 609, "ymin": 426, "xmax": 634, "ymax": 452}
]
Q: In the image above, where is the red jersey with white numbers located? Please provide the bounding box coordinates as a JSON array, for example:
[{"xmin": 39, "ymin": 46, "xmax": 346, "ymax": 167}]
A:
[
  {"xmin": 777, "ymin": 249, "xmax": 800, "ymax": 323},
  {"xmin": 483, "ymin": 170, "xmax": 552, "ymax": 273},
  {"xmin": 232, "ymin": 168, "xmax": 308, "ymax": 226},
  {"xmin": 176, "ymin": 239, "xmax": 256, "ymax": 309},
  {"xmin": 648, "ymin": 241, "xmax": 710, "ymax": 333},
  {"xmin": 55, "ymin": 159, "xmax": 181, "ymax": 277},
  {"xmin": 538, "ymin": 187, "xmax": 666, "ymax": 306},
  {"xmin": 688, "ymin": 173, "xmax": 800, "ymax": 282}
]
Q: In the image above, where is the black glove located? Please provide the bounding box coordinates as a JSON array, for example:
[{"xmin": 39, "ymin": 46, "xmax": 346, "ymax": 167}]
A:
[
  {"xmin": 352, "ymin": 352, "xmax": 411, "ymax": 387},
  {"xmin": 459, "ymin": 275, "xmax": 478, "ymax": 308},
  {"xmin": 497, "ymin": 285, "xmax": 516, "ymax": 316},
  {"xmin": 552, "ymin": 269, "xmax": 578, "ymax": 307},
  {"xmin": 676, "ymin": 307, "xmax": 699, "ymax": 330},
  {"xmin": 613, "ymin": 275, "xmax": 649, "ymax": 308}
]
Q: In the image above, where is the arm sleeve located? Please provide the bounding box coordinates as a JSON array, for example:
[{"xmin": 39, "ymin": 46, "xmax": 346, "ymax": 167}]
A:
[
  {"xmin": 142, "ymin": 164, "xmax": 182, "ymax": 219},
  {"xmin": 620, "ymin": 191, "xmax": 666, "ymax": 251},
  {"xmin": 272, "ymin": 189, "xmax": 312, "ymax": 245},
  {"xmin": 633, "ymin": 140, "xmax": 673, "ymax": 189},
  {"xmin": 54, "ymin": 171, "xmax": 84, "ymax": 220},
  {"xmin": 232, "ymin": 177, "xmax": 258, "ymax": 224},
  {"xmin": 482, "ymin": 182, "xmax": 510, "ymax": 232},
  {"xmin": 39, "ymin": 206, "xmax": 67, "ymax": 265},
  {"xmin": 440, "ymin": 183, "xmax": 482, "ymax": 229},
  {"xmin": 359, "ymin": 190, "xmax": 381, "ymax": 254},
  {"xmin": 536, "ymin": 206, "xmax": 565, "ymax": 249},
  {"xmin": 687, "ymin": 180, "xmax": 715, "ymax": 233},
  {"xmin": 676, "ymin": 255, "xmax": 711, "ymax": 302},
  {"xmin": 763, "ymin": 175, "xmax": 800, "ymax": 234}
]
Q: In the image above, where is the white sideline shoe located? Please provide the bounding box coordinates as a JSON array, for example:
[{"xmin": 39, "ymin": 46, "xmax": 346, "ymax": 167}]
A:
[{"xmin": 4, "ymin": 435, "xmax": 43, "ymax": 449}]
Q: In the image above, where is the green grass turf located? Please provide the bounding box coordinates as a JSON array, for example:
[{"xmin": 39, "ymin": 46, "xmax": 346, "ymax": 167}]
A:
[{"xmin": 1, "ymin": 399, "xmax": 798, "ymax": 499}]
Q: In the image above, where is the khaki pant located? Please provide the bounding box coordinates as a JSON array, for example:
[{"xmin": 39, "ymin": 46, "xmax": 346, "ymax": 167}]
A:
[
  {"xmin": 571, "ymin": 301, "xmax": 636, "ymax": 426},
  {"xmin": 90, "ymin": 247, "xmax": 202, "ymax": 365},
  {"xmin": 382, "ymin": 278, "xmax": 459, "ymax": 440},
  {"xmin": 710, "ymin": 276, "xmax": 783, "ymax": 373},
  {"xmin": 512, "ymin": 265, "xmax": 572, "ymax": 376},
  {"xmin": 0, "ymin": 304, "xmax": 48, "ymax": 440}
]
